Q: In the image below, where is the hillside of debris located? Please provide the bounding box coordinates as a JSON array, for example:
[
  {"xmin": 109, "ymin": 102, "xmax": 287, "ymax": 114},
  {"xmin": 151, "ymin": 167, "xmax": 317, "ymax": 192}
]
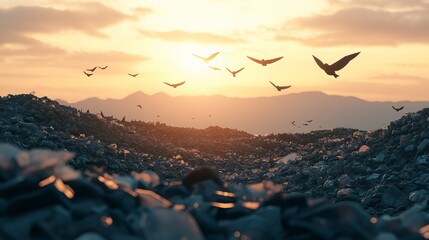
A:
[{"xmin": 1, "ymin": 94, "xmax": 429, "ymax": 217}]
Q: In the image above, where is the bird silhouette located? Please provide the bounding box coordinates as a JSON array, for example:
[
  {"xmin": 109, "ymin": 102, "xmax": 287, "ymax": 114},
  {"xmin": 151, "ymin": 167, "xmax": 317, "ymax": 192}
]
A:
[
  {"xmin": 226, "ymin": 67, "xmax": 245, "ymax": 77},
  {"xmin": 303, "ymin": 123, "xmax": 309, "ymax": 126},
  {"xmin": 313, "ymin": 52, "xmax": 360, "ymax": 78},
  {"xmin": 86, "ymin": 67, "xmax": 97, "ymax": 72},
  {"xmin": 98, "ymin": 66, "xmax": 108, "ymax": 70},
  {"xmin": 137, "ymin": 105, "xmax": 142, "ymax": 109},
  {"xmin": 209, "ymin": 66, "xmax": 221, "ymax": 71},
  {"xmin": 83, "ymin": 71, "xmax": 93, "ymax": 77},
  {"xmin": 163, "ymin": 81, "xmax": 186, "ymax": 88},
  {"xmin": 269, "ymin": 81, "xmax": 291, "ymax": 91},
  {"xmin": 392, "ymin": 106, "xmax": 404, "ymax": 112},
  {"xmin": 307, "ymin": 120, "xmax": 313, "ymax": 123},
  {"xmin": 128, "ymin": 73, "xmax": 139, "ymax": 77},
  {"xmin": 291, "ymin": 121, "xmax": 296, "ymax": 125},
  {"xmin": 247, "ymin": 56, "xmax": 283, "ymax": 66},
  {"xmin": 193, "ymin": 52, "xmax": 220, "ymax": 63}
]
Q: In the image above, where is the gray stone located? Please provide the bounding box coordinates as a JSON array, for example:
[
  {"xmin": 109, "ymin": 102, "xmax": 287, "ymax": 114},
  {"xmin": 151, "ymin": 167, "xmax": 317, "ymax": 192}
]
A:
[
  {"xmin": 338, "ymin": 174, "xmax": 353, "ymax": 187},
  {"xmin": 417, "ymin": 139, "xmax": 429, "ymax": 153},
  {"xmin": 404, "ymin": 144, "xmax": 414, "ymax": 152},
  {"xmin": 416, "ymin": 155, "xmax": 428, "ymax": 164},
  {"xmin": 374, "ymin": 153, "xmax": 385, "ymax": 163},
  {"xmin": 366, "ymin": 173, "xmax": 380, "ymax": 182},
  {"xmin": 337, "ymin": 188, "xmax": 354, "ymax": 197},
  {"xmin": 323, "ymin": 180, "xmax": 334, "ymax": 189},
  {"xmin": 399, "ymin": 134, "xmax": 412, "ymax": 147},
  {"xmin": 381, "ymin": 186, "xmax": 408, "ymax": 208}
]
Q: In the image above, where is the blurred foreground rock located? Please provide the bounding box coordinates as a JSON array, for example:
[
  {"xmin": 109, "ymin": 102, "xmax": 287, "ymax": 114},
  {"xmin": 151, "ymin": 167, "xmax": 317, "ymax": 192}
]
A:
[{"xmin": 1, "ymin": 144, "xmax": 428, "ymax": 240}]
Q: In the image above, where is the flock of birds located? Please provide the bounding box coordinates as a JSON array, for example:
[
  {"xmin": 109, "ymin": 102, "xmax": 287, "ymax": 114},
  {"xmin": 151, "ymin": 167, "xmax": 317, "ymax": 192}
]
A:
[{"xmin": 80, "ymin": 50, "xmax": 405, "ymax": 128}]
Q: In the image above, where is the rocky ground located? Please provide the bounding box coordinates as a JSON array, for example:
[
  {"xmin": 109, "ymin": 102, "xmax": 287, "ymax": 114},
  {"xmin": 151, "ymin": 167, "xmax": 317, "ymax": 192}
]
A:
[{"xmin": 1, "ymin": 94, "xmax": 429, "ymax": 239}]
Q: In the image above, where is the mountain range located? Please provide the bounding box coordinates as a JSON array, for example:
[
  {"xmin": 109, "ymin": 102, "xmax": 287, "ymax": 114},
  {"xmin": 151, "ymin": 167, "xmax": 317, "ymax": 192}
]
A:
[{"xmin": 58, "ymin": 91, "xmax": 429, "ymax": 134}]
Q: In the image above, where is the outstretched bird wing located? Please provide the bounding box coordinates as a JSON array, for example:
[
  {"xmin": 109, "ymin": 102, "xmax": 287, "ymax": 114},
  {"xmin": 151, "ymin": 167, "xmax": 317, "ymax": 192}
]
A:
[
  {"xmin": 278, "ymin": 85, "xmax": 291, "ymax": 90},
  {"xmin": 235, "ymin": 67, "xmax": 245, "ymax": 74},
  {"xmin": 192, "ymin": 54, "xmax": 206, "ymax": 61},
  {"xmin": 209, "ymin": 66, "xmax": 220, "ymax": 70},
  {"xmin": 174, "ymin": 81, "xmax": 186, "ymax": 87},
  {"xmin": 86, "ymin": 67, "xmax": 97, "ymax": 72},
  {"xmin": 98, "ymin": 66, "xmax": 108, "ymax": 69},
  {"xmin": 247, "ymin": 56, "xmax": 263, "ymax": 64},
  {"xmin": 226, "ymin": 67, "xmax": 233, "ymax": 74},
  {"xmin": 331, "ymin": 52, "xmax": 360, "ymax": 71},
  {"xmin": 269, "ymin": 81, "xmax": 278, "ymax": 88},
  {"xmin": 312, "ymin": 55, "xmax": 325, "ymax": 70},
  {"xmin": 264, "ymin": 56, "xmax": 283, "ymax": 64},
  {"xmin": 206, "ymin": 52, "xmax": 220, "ymax": 61},
  {"xmin": 163, "ymin": 82, "xmax": 173, "ymax": 87},
  {"xmin": 392, "ymin": 106, "xmax": 404, "ymax": 111}
]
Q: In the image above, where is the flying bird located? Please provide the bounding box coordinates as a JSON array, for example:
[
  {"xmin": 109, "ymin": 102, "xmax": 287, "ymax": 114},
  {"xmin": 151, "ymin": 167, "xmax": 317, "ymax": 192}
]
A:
[
  {"xmin": 303, "ymin": 123, "xmax": 309, "ymax": 126},
  {"xmin": 247, "ymin": 56, "xmax": 283, "ymax": 66},
  {"xmin": 163, "ymin": 81, "xmax": 186, "ymax": 88},
  {"xmin": 307, "ymin": 120, "xmax": 313, "ymax": 123},
  {"xmin": 86, "ymin": 67, "xmax": 97, "ymax": 72},
  {"xmin": 192, "ymin": 52, "xmax": 220, "ymax": 63},
  {"xmin": 128, "ymin": 73, "xmax": 139, "ymax": 77},
  {"xmin": 269, "ymin": 81, "xmax": 291, "ymax": 91},
  {"xmin": 137, "ymin": 105, "xmax": 142, "ymax": 109},
  {"xmin": 98, "ymin": 66, "xmax": 108, "ymax": 70},
  {"xmin": 83, "ymin": 71, "xmax": 93, "ymax": 77},
  {"xmin": 226, "ymin": 67, "xmax": 245, "ymax": 77},
  {"xmin": 291, "ymin": 121, "xmax": 296, "ymax": 125},
  {"xmin": 209, "ymin": 66, "xmax": 221, "ymax": 71},
  {"xmin": 312, "ymin": 52, "xmax": 360, "ymax": 78},
  {"xmin": 392, "ymin": 106, "xmax": 404, "ymax": 112}
]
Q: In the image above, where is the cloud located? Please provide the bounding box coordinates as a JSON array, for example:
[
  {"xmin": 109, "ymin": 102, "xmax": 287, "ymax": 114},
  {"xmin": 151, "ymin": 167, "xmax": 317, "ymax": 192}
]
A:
[
  {"xmin": 134, "ymin": 7, "xmax": 153, "ymax": 16},
  {"xmin": 328, "ymin": 0, "xmax": 429, "ymax": 9},
  {"xmin": 276, "ymin": 2, "xmax": 429, "ymax": 46},
  {"xmin": 0, "ymin": 3, "xmax": 133, "ymax": 45},
  {"xmin": 367, "ymin": 74, "xmax": 428, "ymax": 85},
  {"xmin": 140, "ymin": 29, "xmax": 245, "ymax": 44}
]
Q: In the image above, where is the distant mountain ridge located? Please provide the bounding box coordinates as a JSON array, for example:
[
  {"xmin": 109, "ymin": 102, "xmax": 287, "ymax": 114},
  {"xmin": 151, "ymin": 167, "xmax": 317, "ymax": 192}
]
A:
[{"xmin": 59, "ymin": 91, "xmax": 429, "ymax": 134}]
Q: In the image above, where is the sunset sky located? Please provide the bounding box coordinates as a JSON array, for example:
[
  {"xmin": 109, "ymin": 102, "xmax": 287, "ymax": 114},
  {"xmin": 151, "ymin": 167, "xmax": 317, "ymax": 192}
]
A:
[{"xmin": 1, "ymin": 0, "xmax": 428, "ymax": 102}]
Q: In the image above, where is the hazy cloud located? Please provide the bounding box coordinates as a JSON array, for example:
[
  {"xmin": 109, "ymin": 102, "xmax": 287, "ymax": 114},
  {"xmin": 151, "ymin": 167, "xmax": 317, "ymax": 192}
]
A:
[
  {"xmin": 0, "ymin": 3, "xmax": 133, "ymax": 45},
  {"xmin": 277, "ymin": 1, "xmax": 429, "ymax": 46},
  {"xmin": 367, "ymin": 74, "xmax": 428, "ymax": 85},
  {"xmin": 134, "ymin": 7, "xmax": 153, "ymax": 16},
  {"xmin": 328, "ymin": 0, "xmax": 429, "ymax": 9},
  {"xmin": 140, "ymin": 29, "xmax": 245, "ymax": 44}
]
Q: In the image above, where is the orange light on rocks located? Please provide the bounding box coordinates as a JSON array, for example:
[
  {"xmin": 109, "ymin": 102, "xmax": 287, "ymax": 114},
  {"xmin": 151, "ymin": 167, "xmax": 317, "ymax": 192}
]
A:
[
  {"xmin": 215, "ymin": 191, "xmax": 236, "ymax": 197},
  {"xmin": 54, "ymin": 178, "xmax": 75, "ymax": 199},
  {"xmin": 38, "ymin": 175, "xmax": 56, "ymax": 187},
  {"xmin": 211, "ymin": 202, "xmax": 235, "ymax": 209}
]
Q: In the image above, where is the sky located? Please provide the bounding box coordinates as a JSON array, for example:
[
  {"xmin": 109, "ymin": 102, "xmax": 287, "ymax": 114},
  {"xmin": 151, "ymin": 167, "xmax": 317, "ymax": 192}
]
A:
[{"xmin": 1, "ymin": 0, "xmax": 429, "ymax": 102}]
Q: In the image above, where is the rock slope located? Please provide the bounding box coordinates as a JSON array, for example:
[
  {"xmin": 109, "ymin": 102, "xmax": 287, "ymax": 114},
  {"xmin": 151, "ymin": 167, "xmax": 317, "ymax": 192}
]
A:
[{"xmin": 1, "ymin": 94, "xmax": 429, "ymax": 218}]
